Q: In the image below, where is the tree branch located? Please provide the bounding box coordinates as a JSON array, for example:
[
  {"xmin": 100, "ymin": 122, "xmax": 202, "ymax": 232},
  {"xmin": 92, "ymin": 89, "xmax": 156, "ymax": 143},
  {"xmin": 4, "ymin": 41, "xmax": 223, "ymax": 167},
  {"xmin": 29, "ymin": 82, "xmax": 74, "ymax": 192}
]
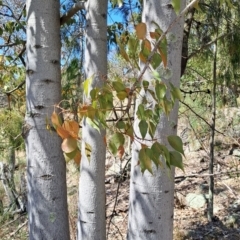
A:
[
  {"xmin": 175, "ymin": 170, "xmax": 240, "ymax": 181},
  {"xmin": 131, "ymin": 0, "xmax": 200, "ymax": 91},
  {"xmin": 60, "ymin": 2, "xmax": 85, "ymax": 26},
  {"xmin": 180, "ymin": 100, "xmax": 224, "ymax": 135},
  {"xmin": 5, "ymin": 80, "xmax": 25, "ymax": 95},
  {"xmin": 188, "ymin": 31, "xmax": 234, "ymax": 60},
  {"xmin": 0, "ymin": 42, "xmax": 24, "ymax": 48},
  {"xmin": 1, "ymin": 3, "xmax": 26, "ymax": 33}
]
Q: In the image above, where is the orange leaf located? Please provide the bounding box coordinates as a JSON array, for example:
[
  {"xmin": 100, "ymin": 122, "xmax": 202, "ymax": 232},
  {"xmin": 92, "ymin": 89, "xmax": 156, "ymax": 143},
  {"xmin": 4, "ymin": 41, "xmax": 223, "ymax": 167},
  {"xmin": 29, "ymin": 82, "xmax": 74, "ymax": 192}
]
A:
[
  {"xmin": 51, "ymin": 111, "xmax": 62, "ymax": 128},
  {"xmin": 143, "ymin": 39, "xmax": 151, "ymax": 51},
  {"xmin": 56, "ymin": 126, "xmax": 70, "ymax": 139},
  {"xmin": 125, "ymin": 88, "xmax": 130, "ymax": 95},
  {"xmin": 103, "ymin": 135, "xmax": 107, "ymax": 145},
  {"xmin": 79, "ymin": 105, "xmax": 89, "ymax": 117},
  {"xmin": 61, "ymin": 137, "xmax": 78, "ymax": 153},
  {"xmin": 158, "ymin": 47, "xmax": 167, "ymax": 68},
  {"xmin": 117, "ymin": 145, "xmax": 125, "ymax": 160},
  {"xmin": 73, "ymin": 149, "xmax": 81, "ymax": 165},
  {"xmin": 62, "ymin": 121, "xmax": 79, "ymax": 139},
  {"xmin": 135, "ymin": 22, "xmax": 147, "ymax": 40},
  {"xmin": 139, "ymin": 52, "xmax": 147, "ymax": 63},
  {"xmin": 150, "ymin": 31, "xmax": 160, "ymax": 39}
]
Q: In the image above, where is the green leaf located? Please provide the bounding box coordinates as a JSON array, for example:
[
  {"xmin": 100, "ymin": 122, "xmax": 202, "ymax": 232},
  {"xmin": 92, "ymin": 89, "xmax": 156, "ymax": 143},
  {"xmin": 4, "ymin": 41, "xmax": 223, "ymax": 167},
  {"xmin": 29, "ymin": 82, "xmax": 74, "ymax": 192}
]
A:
[
  {"xmin": 116, "ymin": 120, "xmax": 125, "ymax": 129},
  {"xmin": 125, "ymin": 123, "xmax": 134, "ymax": 140},
  {"xmin": 110, "ymin": 132, "xmax": 125, "ymax": 149},
  {"xmin": 147, "ymin": 89, "xmax": 158, "ymax": 102},
  {"xmin": 86, "ymin": 117, "xmax": 100, "ymax": 132},
  {"xmin": 142, "ymin": 80, "xmax": 149, "ymax": 91},
  {"xmin": 162, "ymin": 98, "xmax": 173, "ymax": 116},
  {"xmin": 116, "ymin": 35, "xmax": 130, "ymax": 62},
  {"xmin": 83, "ymin": 75, "xmax": 93, "ymax": 97},
  {"xmin": 151, "ymin": 53, "xmax": 161, "ymax": 69},
  {"xmin": 0, "ymin": 28, "xmax": 3, "ymax": 36},
  {"xmin": 193, "ymin": 0, "xmax": 201, "ymax": 11},
  {"xmin": 158, "ymin": 36, "xmax": 168, "ymax": 68},
  {"xmin": 139, "ymin": 120, "xmax": 148, "ymax": 139},
  {"xmin": 148, "ymin": 121, "xmax": 156, "ymax": 139},
  {"xmin": 225, "ymin": 0, "xmax": 234, "ymax": 8},
  {"xmin": 139, "ymin": 39, "xmax": 151, "ymax": 63},
  {"xmin": 171, "ymin": 0, "xmax": 181, "ymax": 14},
  {"xmin": 152, "ymin": 71, "xmax": 161, "ymax": 80},
  {"xmin": 109, "ymin": 140, "xmax": 117, "ymax": 155},
  {"xmin": 170, "ymin": 83, "xmax": 182, "ymax": 101},
  {"xmin": 151, "ymin": 21, "xmax": 163, "ymax": 34},
  {"xmin": 117, "ymin": 0, "xmax": 123, "ymax": 7},
  {"xmin": 90, "ymin": 88, "xmax": 98, "ymax": 100},
  {"xmin": 155, "ymin": 82, "xmax": 167, "ymax": 100},
  {"xmin": 64, "ymin": 148, "xmax": 79, "ymax": 162},
  {"xmin": 117, "ymin": 91, "xmax": 128, "ymax": 100},
  {"xmin": 147, "ymin": 145, "xmax": 161, "ymax": 168},
  {"xmin": 139, "ymin": 148, "xmax": 152, "ymax": 174},
  {"xmin": 152, "ymin": 142, "xmax": 170, "ymax": 166},
  {"xmin": 136, "ymin": 104, "xmax": 145, "ymax": 120},
  {"xmin": 167, "ymin": 135, "xmax": 185, "ymax": 156},
  {"xmin": 86, "ymin": 106, "xmax": 96, "ymax": 119},
  {"xmin": 112, "ymin": 81, "xmax": 125, "ymax": 92},
  {"xmin": 169, "ymin": 151, "xmax": 184, "ymax": 171}
]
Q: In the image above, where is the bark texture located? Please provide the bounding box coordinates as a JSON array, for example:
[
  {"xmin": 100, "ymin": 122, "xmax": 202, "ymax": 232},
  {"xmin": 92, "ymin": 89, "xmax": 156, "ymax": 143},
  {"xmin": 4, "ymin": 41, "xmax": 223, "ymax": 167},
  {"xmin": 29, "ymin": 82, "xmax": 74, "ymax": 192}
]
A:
[
  {"xmin": 77, "ymin": 0, "xmax": 107, "ymax": 239},
  {"xmin": 25, "ymin": 0, "xmax": 70, "ymax": 239},
  {"xmin": 127, "ymin": 1, "xmax": 185, "ymax": 239}
]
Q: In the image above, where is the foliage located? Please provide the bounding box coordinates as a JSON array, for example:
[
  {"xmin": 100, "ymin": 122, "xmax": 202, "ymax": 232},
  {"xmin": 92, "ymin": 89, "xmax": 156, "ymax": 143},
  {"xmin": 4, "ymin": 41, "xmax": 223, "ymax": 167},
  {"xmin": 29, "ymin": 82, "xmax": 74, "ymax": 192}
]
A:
[
  {"xmin": 0, "ymin": 109, "xmax": 23, "ymax": 149},
  {"xmin": 52, "ymin": 18, "xmax": 185, "ymax": 173}
]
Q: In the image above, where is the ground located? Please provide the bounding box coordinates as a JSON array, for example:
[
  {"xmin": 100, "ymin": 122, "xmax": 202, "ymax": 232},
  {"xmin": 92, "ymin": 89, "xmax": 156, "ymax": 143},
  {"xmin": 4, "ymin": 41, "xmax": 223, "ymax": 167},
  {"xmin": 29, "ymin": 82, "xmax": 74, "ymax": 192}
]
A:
[{"xmin": 0, "ymin": 117, "xmax": 240, "ymax": 239}]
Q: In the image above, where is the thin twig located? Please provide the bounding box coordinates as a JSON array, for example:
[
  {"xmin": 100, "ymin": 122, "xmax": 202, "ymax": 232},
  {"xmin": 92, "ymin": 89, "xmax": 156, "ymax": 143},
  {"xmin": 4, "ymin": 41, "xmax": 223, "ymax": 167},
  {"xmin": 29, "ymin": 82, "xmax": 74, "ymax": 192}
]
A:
[
  {"xmin": 110, "ymin": 221, "xmax": 124, "ymax": 240},
  {"xmin": 180, "ymin": 100, "xmax": 224, "ymax": 135},
  {"xmin": 107, "ymin": 158, "xmax": 131, "ymax": 239},
  {"xmin": 131, "ymin": 0, "xmax": 200, "ymax": 91},
  {"xmin": 9, "ymin": 220, "xmax": 28, "ymax": 237},
  {"xmin": 222, "ymin": 182, "xmax": 237, "ymax": 198},
  {"xmin": 5, "ymin": 80, "xmax": 25, "ymax": 95},
  {"xmin": 188, "ymin": 31, "xmax": 234, "ymax": 60}
]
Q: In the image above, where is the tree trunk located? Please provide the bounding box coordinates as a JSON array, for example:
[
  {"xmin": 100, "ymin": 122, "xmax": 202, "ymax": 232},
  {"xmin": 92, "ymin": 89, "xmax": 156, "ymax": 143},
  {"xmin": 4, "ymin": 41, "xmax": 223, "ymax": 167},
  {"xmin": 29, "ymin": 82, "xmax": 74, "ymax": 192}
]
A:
[
  {"xmin": 127, "ymin": 1, "xmax": 185, "ymax": 239},
  {"xmin": 77, "ymin": 1, "xmax": 107, "ymax": 239},
  {"xmin": 24, "ymin": 0, "xmax": 70, "ymax": 239}
]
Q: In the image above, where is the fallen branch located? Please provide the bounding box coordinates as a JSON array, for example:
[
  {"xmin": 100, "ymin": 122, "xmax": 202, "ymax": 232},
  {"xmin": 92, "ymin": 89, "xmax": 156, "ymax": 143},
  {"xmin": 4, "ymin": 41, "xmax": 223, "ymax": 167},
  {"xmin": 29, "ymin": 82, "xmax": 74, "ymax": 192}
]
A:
[{"xmin": 175, "ymin": 170, "xmax": 240, "ymax": 181}]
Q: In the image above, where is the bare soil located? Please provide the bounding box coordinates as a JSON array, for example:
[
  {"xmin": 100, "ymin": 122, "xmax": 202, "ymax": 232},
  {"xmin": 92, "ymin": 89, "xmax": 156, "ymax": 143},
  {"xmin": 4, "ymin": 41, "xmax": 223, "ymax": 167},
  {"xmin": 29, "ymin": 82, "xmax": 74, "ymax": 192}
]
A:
[{"xmin": 0, "ymin": 142, "xmax": 239, "ymax": 240}]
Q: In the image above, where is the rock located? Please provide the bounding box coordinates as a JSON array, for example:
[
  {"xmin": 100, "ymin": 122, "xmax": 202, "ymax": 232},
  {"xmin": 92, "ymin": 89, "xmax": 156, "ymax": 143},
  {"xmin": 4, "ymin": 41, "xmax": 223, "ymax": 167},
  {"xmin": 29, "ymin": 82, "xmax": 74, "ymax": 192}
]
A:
[
  {"xmin": 213, "ymin": 204, "xmax": 224, "ymax": 215},
  {"xmin": 186, "ymin": 193, "xmax": 207, "ymax": 209},
  {"xmin": 225, "ymin": 214, "xmax": 239, "ymax": 228},
  {"xmin": 188, "ymin": 139, "xmax": 202, "ymax": 152},
  {"xmin": 230, "ymin": 199, "xmax": 240, "ymax": 211},
  {"xmin": 232, "ymin": 149, "xmax": 240, "ymax": 157}
]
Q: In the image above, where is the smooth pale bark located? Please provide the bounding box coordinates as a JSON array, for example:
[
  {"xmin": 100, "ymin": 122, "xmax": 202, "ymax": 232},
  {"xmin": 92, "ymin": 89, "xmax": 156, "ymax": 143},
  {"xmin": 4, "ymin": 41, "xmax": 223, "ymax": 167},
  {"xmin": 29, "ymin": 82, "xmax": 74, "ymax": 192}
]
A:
[
  {"xmin": 127, "ymin": 1, "xmax": 185, "ymax": 239},
  {"xmin": 24, "ymin": 1, "xmax": 70, "ymax": 239},
  {"xmin": 77, "ymin": 1, "xmax": 107, "ymax": 239}
]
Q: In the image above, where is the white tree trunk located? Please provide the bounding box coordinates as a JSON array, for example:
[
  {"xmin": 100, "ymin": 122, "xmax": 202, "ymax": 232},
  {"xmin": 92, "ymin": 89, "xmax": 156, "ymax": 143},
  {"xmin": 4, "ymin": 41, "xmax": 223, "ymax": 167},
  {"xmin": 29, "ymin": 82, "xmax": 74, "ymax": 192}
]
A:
[
  {"xmin": 77, "ymin": 1, "xmax": 107, "ymax": 239},
  {"xmin": 127, "ymin": 1, "xmax": 185, "ymax": 239},
  {"xmin": 24, "ymin": 0, "xmax": 70, "ymax": 239}
]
